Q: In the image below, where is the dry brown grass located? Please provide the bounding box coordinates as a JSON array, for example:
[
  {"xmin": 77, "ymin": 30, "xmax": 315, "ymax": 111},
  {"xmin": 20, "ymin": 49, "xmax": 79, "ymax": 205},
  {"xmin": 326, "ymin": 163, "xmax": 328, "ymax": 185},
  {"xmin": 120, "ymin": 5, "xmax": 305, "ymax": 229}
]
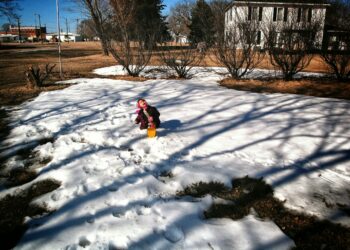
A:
[
  {"xmin": 0, "ymin": 42, "xmax": 117, "ymax": 105},
  {"xmin": 0, "ymin": 84, "xmax": 72, "ymax": 106},
  {"xmin": 202, "ymin": 49, "xmax": 330, "ymax": 74},
  {"xmin": 0, "ymin": 42, "xmax": 347, "ymax": 107},
  {"xmin": 0, "ymin": 42, "xmax": 115, "ymax": 89},
  {"xmin": 220, "ymin": 78, "xmax": 350, "ymax": 100}
]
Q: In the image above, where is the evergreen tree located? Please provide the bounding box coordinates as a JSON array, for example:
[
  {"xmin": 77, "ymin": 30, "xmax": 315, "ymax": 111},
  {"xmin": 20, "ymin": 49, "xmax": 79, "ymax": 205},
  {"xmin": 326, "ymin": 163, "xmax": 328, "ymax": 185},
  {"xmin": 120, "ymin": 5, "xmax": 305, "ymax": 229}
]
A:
[
  {"xmin": 132, "ymin": 0, "xmax": 169, "ymax": 45},
  {"xmin": 189, "ymin": 0, "xmax": 215, "ymax": 46}
]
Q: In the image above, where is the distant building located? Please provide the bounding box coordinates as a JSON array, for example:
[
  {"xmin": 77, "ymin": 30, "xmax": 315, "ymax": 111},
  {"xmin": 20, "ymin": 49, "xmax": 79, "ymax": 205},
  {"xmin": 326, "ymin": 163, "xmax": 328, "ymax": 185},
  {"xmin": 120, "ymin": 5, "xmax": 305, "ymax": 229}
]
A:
[
  {"xmin": 169, "ymin": 31, "xmax": 189, "ymax": 44},
  {"xmin": 0, "ymin": 34, "xmax": 19, "ymax": 42},
  {"xmin": 0, "ymin": 25, "xmax": 47, "ymax": 41},
  {"xmin": 225, "ymin": 0, "xmax": 329, "ymax": 48},
  {"xmin": 46, "ymin": 32, "xmax": 83, "ymax": 43}
]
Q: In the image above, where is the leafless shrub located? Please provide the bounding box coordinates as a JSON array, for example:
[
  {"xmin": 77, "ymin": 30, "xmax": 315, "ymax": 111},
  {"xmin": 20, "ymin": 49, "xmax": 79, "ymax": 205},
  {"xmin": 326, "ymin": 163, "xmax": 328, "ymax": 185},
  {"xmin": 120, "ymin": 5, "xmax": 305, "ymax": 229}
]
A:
[
  {"xmin": 263, "ymin": 8, "xmax": 324, "ymax": 81},
  {"xmin": 25, "ymin": 64, "xmax": 56, "ymax": 89},
  {"xmin": 214, "ymin": 8, "xmax": 264, "ymax": 79},
  {"xmin": 321, "ymin": 48, "xmax": 350, "ymax": 82},
  {"xmin": 158, "ymin": 42, "xmax": 204, "ymax": 78}
]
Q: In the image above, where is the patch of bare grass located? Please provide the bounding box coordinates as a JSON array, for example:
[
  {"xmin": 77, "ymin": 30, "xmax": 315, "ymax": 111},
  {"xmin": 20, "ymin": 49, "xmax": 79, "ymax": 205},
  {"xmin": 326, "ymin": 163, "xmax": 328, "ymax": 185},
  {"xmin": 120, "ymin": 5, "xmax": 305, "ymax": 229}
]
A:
[
  {"xmin": 1, "ymin": 137, "xmax": 54, "ymax": 186},
  {"xmin": 177, "ymin": 181, "xmax": 229, "ymax": 198},
  {"xmin": 178, "ymin": 176, "xmax": 350, "ymax": 249},
  {"xmin": 0, "ymin": 84, "xmax": 72, "ymax": 106},
  {"xmin": 0, "ymin": 179, "xmax": 61, "ymax": 250},
  {"xmin": 220, "ymin": 78, "xmax": 350, "ymax": 100},
  {"xmin": 106, "ymin": 75, "xmax": 151, "ymax": 82}
]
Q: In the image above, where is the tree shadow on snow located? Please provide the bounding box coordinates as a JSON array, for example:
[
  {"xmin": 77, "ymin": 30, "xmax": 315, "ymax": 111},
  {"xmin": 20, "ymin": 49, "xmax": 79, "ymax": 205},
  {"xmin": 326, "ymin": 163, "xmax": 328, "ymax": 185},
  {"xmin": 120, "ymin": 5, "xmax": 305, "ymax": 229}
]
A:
[{"xmin": 2, "ymin": 75, "xmax": 350, "ymax": 248}]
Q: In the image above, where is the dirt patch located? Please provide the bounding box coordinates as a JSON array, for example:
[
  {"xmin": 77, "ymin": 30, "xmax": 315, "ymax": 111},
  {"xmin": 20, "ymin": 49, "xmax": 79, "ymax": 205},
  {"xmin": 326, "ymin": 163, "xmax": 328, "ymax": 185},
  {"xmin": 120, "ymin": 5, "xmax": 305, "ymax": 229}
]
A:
[
  {"xmin": 0, "ymin": 84, "xmax": 73, "ymax": 106},
  {"xmin": 104, "ymin": 75, "xmax": 151, "ymax": 82},
  {"xmin": 0, "ymin": 178, "xmax": 61, "ymax": 250},
  {"xmin": 0, "ymin": 136, "xmax": 54, "ymax": 189},
  {"xmin": 220, "ymin": 78, "xmax": 350, "ymax": 100},
  {"xmin": 178, "ymin": 176, "xmax": 350, "ymax": 249}
]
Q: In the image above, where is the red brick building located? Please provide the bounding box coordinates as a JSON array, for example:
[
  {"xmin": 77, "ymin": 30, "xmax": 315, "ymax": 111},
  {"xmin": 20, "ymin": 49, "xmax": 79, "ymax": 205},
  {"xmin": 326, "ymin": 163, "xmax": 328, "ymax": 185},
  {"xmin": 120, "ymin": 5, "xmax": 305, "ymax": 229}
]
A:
[{"xmin": 0, "ymin": 25, "xmax": 47, "ymax": 41}]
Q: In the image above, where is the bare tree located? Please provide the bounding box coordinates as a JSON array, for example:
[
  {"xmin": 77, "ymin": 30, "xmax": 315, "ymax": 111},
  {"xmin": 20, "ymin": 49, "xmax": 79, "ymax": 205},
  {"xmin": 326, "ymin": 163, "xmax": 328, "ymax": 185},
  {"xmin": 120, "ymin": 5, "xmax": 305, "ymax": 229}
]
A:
[
  {"xmin": 72, "ymin": 0, "xmax": 111, "ymax": 55},
  {"xmin": 107, "ymin": 0, "xmax": 153, "ymax": 77},
  {"xmin": 1, "ymin": 22, "xmax": 10, "ymax": 32},
  {"xmin": 264, "ymin": 8, "xmax": 324, "ymax": 81},
  {"xmin": 159, "ymin": 42, "xmax": 204, "ymax": 78},
  {"xmin": 167, "ymin": 0, "xmax": 194, "ymax": 43},
  {"xmin": 77, "ymin": 19, "xmax": 97, "ymax": 40},
  {"xmin": 214, "ymin": 8, "xmax": 264, "ymax": 79},
  {"xmin": 0, "ymin": 0, "xmax": 18, "ymax": 18}
]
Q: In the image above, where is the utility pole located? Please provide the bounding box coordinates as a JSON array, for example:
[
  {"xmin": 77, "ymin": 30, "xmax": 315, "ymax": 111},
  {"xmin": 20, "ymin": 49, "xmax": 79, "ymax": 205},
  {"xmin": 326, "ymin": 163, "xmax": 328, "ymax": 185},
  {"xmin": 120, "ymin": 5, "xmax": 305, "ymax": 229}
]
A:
[
  {"xmin": 38, "ymin": 14, "xmax": 42, "ymax": 43},
  {"xmin": 34, "ymin": 14, "xmax": 37, "ymax": 28},
  {"xmin": 56, "ymin": 0, "xmax": 63, "ymax": 79},
  {"xmin": 16, "ymin": 17, "xmax": 22, "ymax": 43},
  {"xmin": 35, "ymin": 14, "xmax": 43, "ymax": 43},
  {"xmin": 76, "ymin": 18, "xmax": 79, "ymax": 34},
  {"xmin": 65, "ymin": 18, "xmax": 69, "ymax": 43}
]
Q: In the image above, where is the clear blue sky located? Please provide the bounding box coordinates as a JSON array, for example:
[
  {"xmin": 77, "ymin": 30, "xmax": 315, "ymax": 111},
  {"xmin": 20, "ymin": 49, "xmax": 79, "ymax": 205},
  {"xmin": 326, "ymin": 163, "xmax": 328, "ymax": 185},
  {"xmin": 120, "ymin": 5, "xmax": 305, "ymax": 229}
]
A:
[{"xmin": 0, "ymin": 0, "xmax": 181, "ymax": 33}]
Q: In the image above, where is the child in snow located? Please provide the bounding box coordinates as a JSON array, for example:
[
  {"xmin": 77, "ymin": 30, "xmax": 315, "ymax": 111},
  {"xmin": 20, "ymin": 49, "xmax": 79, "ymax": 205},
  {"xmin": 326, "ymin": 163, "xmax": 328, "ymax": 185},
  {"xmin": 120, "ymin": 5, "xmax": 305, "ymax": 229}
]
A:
[{"xmin": 135, "ymin": 99, "xmax": 161, "ymax": 130}]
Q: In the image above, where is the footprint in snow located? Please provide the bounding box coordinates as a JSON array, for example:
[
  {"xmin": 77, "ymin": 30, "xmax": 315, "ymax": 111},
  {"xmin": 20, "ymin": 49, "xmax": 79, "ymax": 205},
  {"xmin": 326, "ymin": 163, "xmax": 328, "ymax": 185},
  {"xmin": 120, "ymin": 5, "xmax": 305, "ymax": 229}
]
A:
[
  {"xmin": 163, "ymin": 226, "xmax": 184, "ymax": 243},
  {"xmin": 82, "ymin": 166, "xmax": 92, "ymax": 174},
  {"xmin": 108, "ymin": 185, "xmax": 119, "ymax": 192},
  {"xmin": 78, "ymin": 236, "xmax": 91, "ymax": 247},
  {"xmin": 85, "ymin": 211, "xmax": 96, "ymax": 224}
]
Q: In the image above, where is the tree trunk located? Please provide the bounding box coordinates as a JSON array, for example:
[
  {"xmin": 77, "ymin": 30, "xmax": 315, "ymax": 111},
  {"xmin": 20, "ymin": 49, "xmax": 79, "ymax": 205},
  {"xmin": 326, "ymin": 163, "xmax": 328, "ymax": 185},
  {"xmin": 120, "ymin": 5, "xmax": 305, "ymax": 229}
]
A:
[{"xmin": 100, "ymin": 37, "xmax": 109, "ymax": 56}]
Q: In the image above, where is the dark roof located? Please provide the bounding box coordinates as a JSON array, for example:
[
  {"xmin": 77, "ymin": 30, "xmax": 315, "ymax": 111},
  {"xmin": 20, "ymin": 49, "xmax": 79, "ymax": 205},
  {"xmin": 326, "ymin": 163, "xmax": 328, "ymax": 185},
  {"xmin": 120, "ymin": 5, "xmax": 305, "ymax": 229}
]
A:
[{"xmin": 226, "ymin": 0, "xmax": 330, "ymax": 10}]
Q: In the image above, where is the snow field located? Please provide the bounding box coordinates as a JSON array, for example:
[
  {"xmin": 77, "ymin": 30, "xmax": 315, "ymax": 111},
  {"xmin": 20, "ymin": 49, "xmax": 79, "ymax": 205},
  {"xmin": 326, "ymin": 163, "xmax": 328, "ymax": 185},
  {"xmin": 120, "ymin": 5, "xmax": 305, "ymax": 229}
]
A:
[{"xmin": 1, "ymin": 66, "xmax": 349, "ymax": 249}]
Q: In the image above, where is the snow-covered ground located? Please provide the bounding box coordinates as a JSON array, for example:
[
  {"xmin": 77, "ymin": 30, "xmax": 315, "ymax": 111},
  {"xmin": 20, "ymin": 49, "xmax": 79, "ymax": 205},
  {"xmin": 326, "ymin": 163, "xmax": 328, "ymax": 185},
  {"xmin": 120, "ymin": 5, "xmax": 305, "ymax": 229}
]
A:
[{"xmin": 1, "ymin": 66, "xmax": 350, "ymax": 250}]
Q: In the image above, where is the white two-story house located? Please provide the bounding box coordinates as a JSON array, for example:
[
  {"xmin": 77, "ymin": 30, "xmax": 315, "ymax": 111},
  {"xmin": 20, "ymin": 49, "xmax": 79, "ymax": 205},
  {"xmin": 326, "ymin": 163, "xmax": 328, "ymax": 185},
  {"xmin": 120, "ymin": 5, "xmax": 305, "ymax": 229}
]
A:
[{"xmin": 225, "ymin": 0, "xmax": 330, "ymax": 48}]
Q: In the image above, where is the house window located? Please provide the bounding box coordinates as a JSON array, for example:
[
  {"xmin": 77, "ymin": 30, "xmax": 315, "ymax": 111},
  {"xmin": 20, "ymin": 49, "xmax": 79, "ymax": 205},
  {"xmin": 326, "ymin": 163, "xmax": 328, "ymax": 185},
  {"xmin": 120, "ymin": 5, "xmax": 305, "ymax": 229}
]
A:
[
  {"xmin": 248, "ymin": 6, "xmax": 262, "ymax": 21},
  {"xmin": 277, "ymin": 8, "xmax": 284, "ymax": 21},
  {"xmin": 298, "ymin": 8, "xmax": 312, "ymax": 22},
  {"xmin": 256, "ymin": 31, "xmax": 261, "ymax": 44},
  {"xmin": 302, "ymin": 8, "xmax": 308, "ymax": 21},
  {"xmin": 284, "ymin": 7, "xmax": 288, "ymax": 22},
  {"xmin": 273, "ymin": 7, "xmax": 285, "ymax": 22},
  {"xmin": 252, "ymin": 7, "xmax": 259, "ymax": 20}
]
